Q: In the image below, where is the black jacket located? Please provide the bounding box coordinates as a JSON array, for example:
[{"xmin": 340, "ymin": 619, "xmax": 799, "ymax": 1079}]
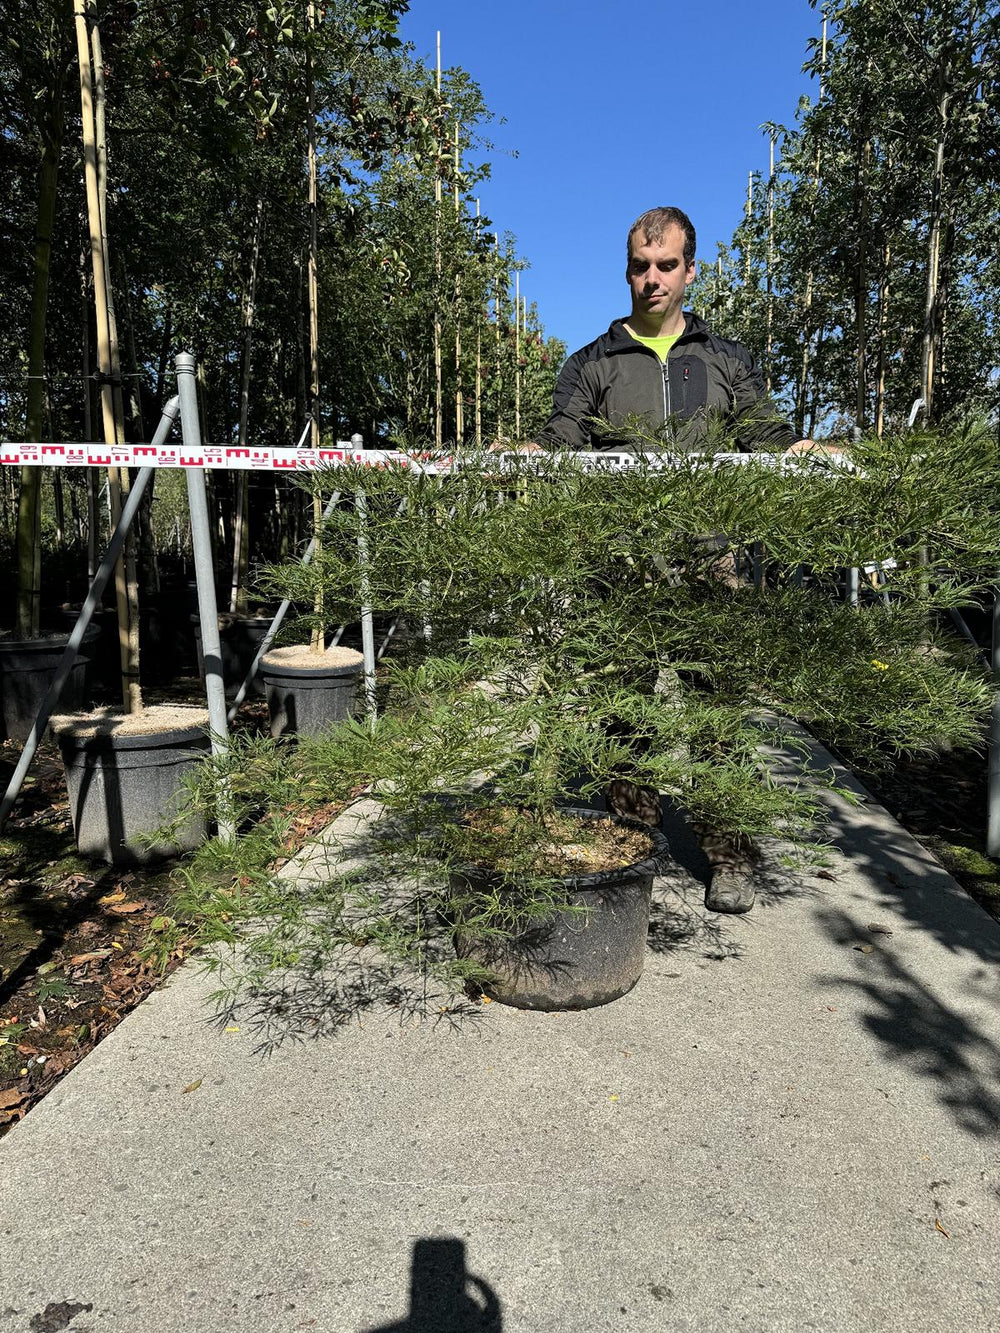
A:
[{"xmin": 537, "ymin": 312, "xmax": 798, "ymax": 452}]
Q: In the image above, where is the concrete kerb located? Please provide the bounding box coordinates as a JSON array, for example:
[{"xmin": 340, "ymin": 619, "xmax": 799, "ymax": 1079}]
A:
[{"xmin": 1, "ymin": 733, "xmax": 999, "ymax": 1332}]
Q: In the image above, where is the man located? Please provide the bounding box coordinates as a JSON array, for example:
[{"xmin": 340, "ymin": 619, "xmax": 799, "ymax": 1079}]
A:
[
  {"xmin": 536, "ymin": 204, "xmax": 815, "ymax": 455},
  {"xmin": 530, "ymin": 207, "xmax": 817, "ymax": 913}
]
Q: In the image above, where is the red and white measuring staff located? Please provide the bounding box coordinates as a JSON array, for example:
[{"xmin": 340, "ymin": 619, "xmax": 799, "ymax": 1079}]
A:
[{"xmin": 0, "ymin": 442, "xmax": 816, "ymax": 472}]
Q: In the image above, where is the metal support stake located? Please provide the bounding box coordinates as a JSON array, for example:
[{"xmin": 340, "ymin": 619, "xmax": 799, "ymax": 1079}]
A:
[
  {"xmin": 355, "ymin": 488, "xmax": 378, "ymax": 727},
  {"xmin": 175, "ymin": 353, "xmax": 234, "ymax": 840},
  {"xmin": 0, "ymin": 399, "xmax": 180, "ymax": 831},
  {"xmin": 846, "ymin": 567, "xmax": 859, "ymax": 607}
]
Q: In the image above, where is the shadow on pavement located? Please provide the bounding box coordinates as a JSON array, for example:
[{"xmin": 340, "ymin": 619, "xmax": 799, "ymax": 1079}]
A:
[
  {"xmin": 360, "ymin": 1237, "xmax": 503, "ymax": 1333},
  {"xmin": 816, "ymin": 904, "xmax": 1000, "ymax": 1139}
]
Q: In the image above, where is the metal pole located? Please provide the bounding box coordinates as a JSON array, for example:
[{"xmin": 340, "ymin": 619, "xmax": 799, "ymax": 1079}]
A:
[
  {"xmin": 355, "ymin": 487, "xmax": 378, "ymax": 727},
  {"xmin": 846, "ymin": 567, "xmax": 859, "ymax": 606},
  {"xmin": 175, "ymin": 353, "xmax": 233, "ymax": 840},
  {"xmin": 0, "ymin": 399, "xmax": 180, "ymax": 831}
]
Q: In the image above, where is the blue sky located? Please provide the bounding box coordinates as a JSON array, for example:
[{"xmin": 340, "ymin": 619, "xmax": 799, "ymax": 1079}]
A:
[{"xmin": 398, "ymin": 0, "xmax": 825, "ymax": 355}]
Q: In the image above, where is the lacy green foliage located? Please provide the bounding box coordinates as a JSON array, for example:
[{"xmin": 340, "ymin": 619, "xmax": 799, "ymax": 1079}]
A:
[{"xmin": 170, "ymin": 425, "xmax": 999, "ymax": 1008}]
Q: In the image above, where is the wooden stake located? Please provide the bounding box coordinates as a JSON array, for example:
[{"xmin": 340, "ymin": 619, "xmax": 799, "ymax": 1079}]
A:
[
  {"xmin": 514, "ymin": 271, "xmax": 521, "ymax": 440},
  {"xmin": 231, "ymin": 196, "xmax": 264, "ymax": 613},
  {"xmin": 474, "ymin": 199, "xmax": 482, "ymax": 445},
  {"xmin": 765, "ymin": 131, "xmax": 775, "ymax": 394},
  {"xmin": 433, "ymin": 32, "xmax": 442, "ymax": 447},
  {"xmin": 453, "ymin": 122, "xmax": 463, "ymax": 443},
  {"xmin": 307, "ymin": 1, "xmax": 323, "ymax": 649},
  {"xmin": 74, "ymin": 0, "xmax": 138, "ymax": 710}
]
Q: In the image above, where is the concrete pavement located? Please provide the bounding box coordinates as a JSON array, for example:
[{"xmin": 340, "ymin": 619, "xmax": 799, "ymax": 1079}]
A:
[{"xmin": 1, "ymin": 739, "xmax": 999, "ymax": 1332}]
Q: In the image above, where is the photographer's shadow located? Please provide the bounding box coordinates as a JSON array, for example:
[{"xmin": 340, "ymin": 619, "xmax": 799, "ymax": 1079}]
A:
[{"xmin": 362, "ymin": 1237, "xmax": 503, "ymax": 1333}]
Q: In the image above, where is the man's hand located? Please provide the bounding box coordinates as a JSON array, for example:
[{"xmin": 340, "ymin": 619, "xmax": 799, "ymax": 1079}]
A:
[{"xmin": 487, "ymin": 440, "xmax": 543, "ymax": 453}]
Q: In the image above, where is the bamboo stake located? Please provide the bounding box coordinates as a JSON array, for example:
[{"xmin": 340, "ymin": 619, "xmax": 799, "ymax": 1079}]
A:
[
  {"xmin": 453, "ymin": 123, "xmax": 463, "ymax": 443},
  {"xmin": 494, "ymin": 233, "xmax": 503, "ymax": 439},
  {"xmin": 765, "ymin": 131, "xmax": 775, "ymax": 394},
  {"xmin": 514, "ymin": 270, "xmax": 521, "ymax": 440},
  {"xmin": 433, "ymin": 32, "xmax": 443, "ymax": 447},
  {"xmin": 744, "ymin": 172, "xmax": 752, "ymax": 288},
  {"xmin": 307, "ymin": 0, "xmax": 323, "ymax": 650},
  {"xmin": 81, "ymin": 248, "xmax": 98, "ymax": 579},
  {"xmin": 74, "ymin": 0, "xmax": 138, "ymax": 710},
  {"xmin": 921, "ymin": 61, "xmax": 951, "ymax": 419},
  {"xmin": 231, "ymin": 195, "xmax": 264, "ymax": 613},
  {"xmin": 92, "ymin": 6, "xmax": 142, "ymax": 704},
  {"xmin": 796, "ymin": 13, "xmax": 827, "ymax": 436},
  {"xmin": 475, "ymin": 199, "xmax": 482, "ymax": 445}
]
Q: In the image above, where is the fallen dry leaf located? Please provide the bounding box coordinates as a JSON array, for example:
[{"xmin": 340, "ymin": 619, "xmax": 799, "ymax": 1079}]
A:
[
  {"xmin": 854, "ymin": 943, "xmax": 875, "ymax": 954},
  {"xmin": 935, "ymin": 1218, "xmax": 950, "ymax": 1238},
  {"xmin": 815, "ymin": 870, "xmax": 838, "ymax": 881},
  {"xmin": 108, "ymin": 901, "xmax": 144, "ymax": 915},
  {"xmin": 182, "ymin": 1078, "xmax": 202, "ymax": 1094},
  {"xmin": 867, "ymin": 922, "xmax": 894, "ymax": 935},
  {"xmin": 98, "ymin": 889, "xmax": 126, "ymax": 906},
  {"xmin": 69, "ymin": 949, "xmax": 113, "ymax": 967},
  {"xmin": 0, "ymin": 1086, "xmax": 25, "ymax": 1111}
]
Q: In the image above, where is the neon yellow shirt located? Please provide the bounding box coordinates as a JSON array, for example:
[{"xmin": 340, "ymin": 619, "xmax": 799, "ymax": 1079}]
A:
[{"xmin": 624, "ymin": 325, "xmax": 682, "ymax": 363}]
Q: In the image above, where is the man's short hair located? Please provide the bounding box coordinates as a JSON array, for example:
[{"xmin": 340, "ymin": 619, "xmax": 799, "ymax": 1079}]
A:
[{"xmin": 626, "ymin": 207, "xmax": 696, "ymax": 268}]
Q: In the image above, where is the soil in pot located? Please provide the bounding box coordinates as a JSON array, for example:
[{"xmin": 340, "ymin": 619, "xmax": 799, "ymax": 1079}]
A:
[
  {"xmin": 260, "ymin": 644, "xmax": 364, "ymax": 738},
  {"xmin": 51, "ymin": 704, "xmax": 211, "ymax": 866},
  {"xmin": 0, "ymin": 632, "xmax": 91, "ymax": 743},
  {"xmin": 452, "ymin": 807, "xmax": 669, "ymax": 1011}
]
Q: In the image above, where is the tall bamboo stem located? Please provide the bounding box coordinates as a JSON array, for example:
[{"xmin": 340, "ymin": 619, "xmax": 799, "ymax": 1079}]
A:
[
  {"xmin": 453, "ymin": 123, "xmax": 463, "ymax": 443},
  {"xmin": 74, "ymin": 0, "xmax": 139, "ymax": 710},
  {"xmin": 514, "ymin": 271, "xmax": 521, "ymax": 440},
  {"xmin": 474, "ymin": 199, "xmax": 482, "ymax": 445},
  {"xmin": 765, "ymin": 131, "xmax": 775, "ymax": 394},
  {"xmin": 231, "ymin": 196, "xmax": 264, "ymax": 614},
  {"xmin": 307, "ymin": 1, "xmax": 323, "ymax": 650},
  {"xmin": 433, "ymin": 31, "xmax": 443, "ymax": 447}
]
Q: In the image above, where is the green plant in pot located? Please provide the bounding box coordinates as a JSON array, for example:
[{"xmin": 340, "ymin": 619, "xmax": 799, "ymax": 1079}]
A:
[
  {"xmin": 256, "ymin": 472, "xmax": 365, "ymax": 738},
  {"xmin": 166, "ymin": 426, "xmax": 999, "ymax": 1017}
]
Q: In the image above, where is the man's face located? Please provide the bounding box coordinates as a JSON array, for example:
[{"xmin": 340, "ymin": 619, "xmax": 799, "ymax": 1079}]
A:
[{"xmin": 626, "ymin": 225, "xmax": 696, "ymax": 323}]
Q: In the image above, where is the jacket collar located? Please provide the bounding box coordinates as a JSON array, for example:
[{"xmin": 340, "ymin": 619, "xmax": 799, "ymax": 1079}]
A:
[{"xmin": 604, "ymin": 310, "xmax": 709, "ymax": 352}]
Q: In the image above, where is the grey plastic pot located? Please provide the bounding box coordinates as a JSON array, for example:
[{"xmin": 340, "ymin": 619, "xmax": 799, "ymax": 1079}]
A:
[
  {"xmin": 54, "ymin": 709, "xmax": 211, "ymax": 866},
  {"xmin": 260, "ymin": 646, "xmax": 364, "ymax": 739},
  {"xmin": 0, "ymin": 633, "xmax": 90, "ymax": 743},
  {"xmin": 452, "ymin": 808, "xmax": 670, "ymax": 1011}
]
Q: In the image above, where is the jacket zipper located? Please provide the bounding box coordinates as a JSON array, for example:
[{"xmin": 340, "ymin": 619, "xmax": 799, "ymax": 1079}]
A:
[{"xmin": 661, "ymin": 359, "xmax": 673, "ymax": 441}]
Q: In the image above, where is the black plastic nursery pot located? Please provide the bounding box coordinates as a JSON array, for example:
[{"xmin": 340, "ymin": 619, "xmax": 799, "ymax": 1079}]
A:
[
  {"xmin": 452, "ymin": 808, "xmax": 670, "ymax": 1012},
  {"xmin": 55, "ymin": 607, "xmax": 118, "ymax": 697},
  {"xmin": 0, "ymin": 633, "xmax": 91, "ymax": 743},
  {"xmin": 53, "ymin": 706, "xmax": 211, "ymax": 866},
  {"xmin": 260, "ymin": 645, "xmax": 365, "ymax": 738},
  {"xmin": 193, "ymin": 613, "xmax": 273, "ymax": 697}
]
